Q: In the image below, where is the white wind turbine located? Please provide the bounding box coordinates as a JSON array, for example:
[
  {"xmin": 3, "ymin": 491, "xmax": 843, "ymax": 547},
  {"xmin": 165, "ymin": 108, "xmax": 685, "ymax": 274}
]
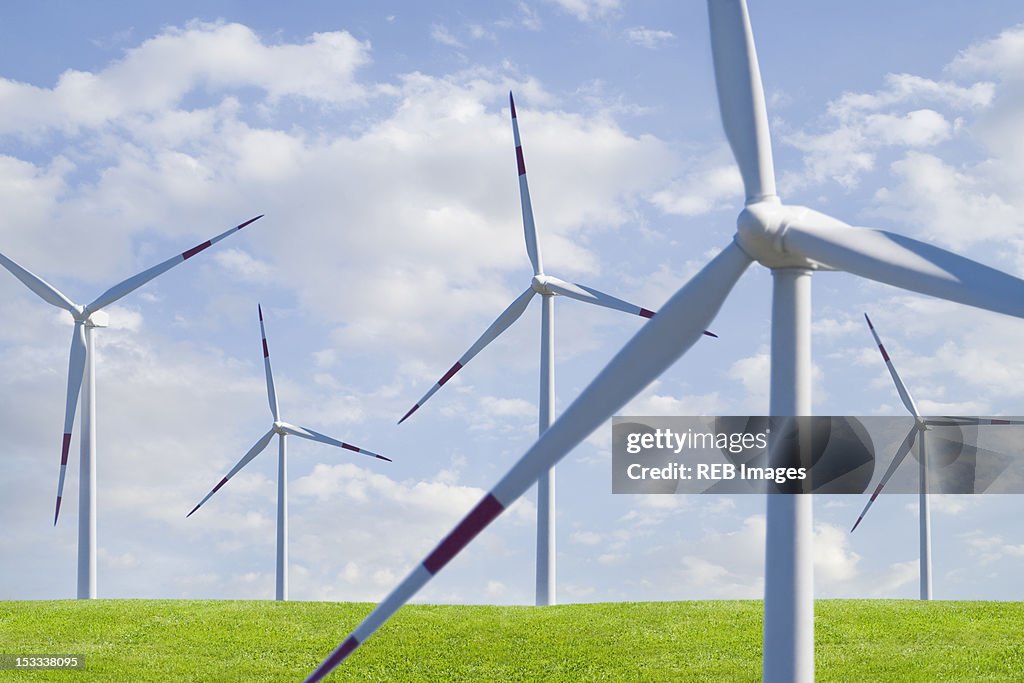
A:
[
  {"xmin": 307, "ymin": 1, "xmax": 1024, "ymax": 680},
  {"xmin": 0, "ymin": 214, "xmax": 262, "ymax": 599},
  {"xmin": 396, "ymin": 92, "xmax": 706, "ymax": 607},
  {"xmin": 852, "ymin": 313, "xmax": 1023, "ymax": 600},
  {"xmin": 187, "ymin": 304, "xmax": 391, "ymax": 601}
]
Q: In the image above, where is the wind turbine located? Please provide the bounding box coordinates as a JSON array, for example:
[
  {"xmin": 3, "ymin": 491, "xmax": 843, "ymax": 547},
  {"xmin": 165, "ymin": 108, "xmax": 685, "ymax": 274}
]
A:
[
  {"xmin": 851, "ymin": 313, "xmax": 1023, "ymax": 600},
  {"xmin": 0, "ymin": 214, "xmax": 262, "ymax": 599},
  {"xmin": 397, "ymin": 92, "xmax": 707, "ymax": 607},
  {"xmin": 187, "ymin": 304, "xmax": 391, "ymax": 601},
  {"xmin": 306, "ymin": 1, "xmax": 1024, "ymax": 680}
]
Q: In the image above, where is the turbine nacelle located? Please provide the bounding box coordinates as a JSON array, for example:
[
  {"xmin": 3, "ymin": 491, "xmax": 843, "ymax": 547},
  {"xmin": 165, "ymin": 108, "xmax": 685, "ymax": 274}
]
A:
[
  {"xmin": 735, "ymin": 200, "xmax": 836, "ymax": 270},
  {"xmin": 531, "ymin": 274, "xmax": 557, "ymax": 296}
]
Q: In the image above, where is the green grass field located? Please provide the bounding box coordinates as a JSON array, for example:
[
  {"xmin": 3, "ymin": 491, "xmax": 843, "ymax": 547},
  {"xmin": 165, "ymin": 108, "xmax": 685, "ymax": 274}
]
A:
[{"xmin": 1, "ymin": 600, "xmax": 1022, "ymax": 681}]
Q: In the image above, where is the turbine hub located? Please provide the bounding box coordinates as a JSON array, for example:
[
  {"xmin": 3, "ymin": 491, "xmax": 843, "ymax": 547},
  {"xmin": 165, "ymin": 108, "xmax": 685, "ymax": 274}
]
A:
[
  {"xmin": 273, "ymin": 421, "xmax": 287, "ymax": 435},
  {"xmin": 531, "ymin": 274, "xmax": 555, "ymax": 296},
  {"xmin": 735, "ymin": 201, "xmax": 822, "ymax": 270}
]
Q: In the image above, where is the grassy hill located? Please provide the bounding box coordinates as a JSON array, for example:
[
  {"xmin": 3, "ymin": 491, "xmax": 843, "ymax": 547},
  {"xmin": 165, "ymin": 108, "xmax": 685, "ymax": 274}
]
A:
[{"xmin": 1, "ymin": 600, "xmax": 1022, "ymax": 681}]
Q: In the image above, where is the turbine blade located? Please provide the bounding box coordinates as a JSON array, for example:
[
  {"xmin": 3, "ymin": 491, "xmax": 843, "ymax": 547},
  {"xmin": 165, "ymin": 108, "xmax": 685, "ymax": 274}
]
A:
[
  {"xmin": 55, "ymin": 322, "xmax": 87, "ymax": 525},
  {"xmin": 543, "ymin": 275, "xmax": 717, "ymax": 337},
  {"xmin": 186, "ymin": 428, "xmax": 275, "ymax": 517},
  {"xmin": 707, "ymin": 0, "xmax": 777, "ymax": 203},
  {"xmin": 784, "ymin": 218, "xmax": 1024, "ymax": 321},
  {"xmin": 305, "ymin": 240, "xmax": 752, "ymax": 680},
  {"xmin": 281, "ymin": 422, "xmax": 391, "ymax": 462},
  {"xmin": 398, "ymin": 287, "xmax": 536, "ymax": 424},
  {"xmin": 509, "ymin": 92, "xmax": 543, "ymax": 275},
  {"xmin": 87, "ymin": 215, "xmax": 263, "ymax": 312},
  {"xmin": 851, "ymin": 426, "xmax": 919, "ymax": 532},
  {"xmin": 258, "ymin": 304, "xmax": 279, "ymax": 421},
  {"xmin": 0, "ymin": 251, "xmax": 77, "ymax": 313},
  {"xmin": 925, "ymin": 416, "xmax": 1024, "ymax": 426},
  {"xmin": 863, "ymin": 313, "xmax": 920, "ymax": 419}
]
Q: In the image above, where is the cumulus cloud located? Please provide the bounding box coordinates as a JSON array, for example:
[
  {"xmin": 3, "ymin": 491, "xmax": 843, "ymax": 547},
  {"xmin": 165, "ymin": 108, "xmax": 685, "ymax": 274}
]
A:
[
  {"xmin": 0, "ymin": 21, "xmax": 373, "ymax": 135},
  {"xmin": 625, "ymin": 27, "xmax": 675, "ymax": 50},
  {"xmin": 546, "ymin": 0, "xmax": 620, "ymax": 22}
]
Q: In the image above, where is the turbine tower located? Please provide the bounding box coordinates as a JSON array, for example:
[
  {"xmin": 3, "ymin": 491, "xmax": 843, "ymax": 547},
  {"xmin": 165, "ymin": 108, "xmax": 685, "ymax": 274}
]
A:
[
  {"xmin": 396, "ymin": 92, "xmax": 700, "ymax": 607},
  {"xmin": 0, "ymin": 214, "xmax": 262, "ymax": 599},
  {"xmin": 306, "ymin": 2, "xmax": 1024, "ymax": 680},
  {"xmin": 852, "ymin": 313, "xmax": 1022, "ymax": 600},
  {"xmin": 187, "ymin": 304, "xmax": 391, "ymax": 601}
]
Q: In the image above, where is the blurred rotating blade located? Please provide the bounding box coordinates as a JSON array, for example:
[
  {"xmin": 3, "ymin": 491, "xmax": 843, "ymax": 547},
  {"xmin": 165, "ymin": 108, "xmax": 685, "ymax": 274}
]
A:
[
  {"xmin": 783, "ymin": 219, "xmax": 1024, "ymax": 321},
  {"xmin": 304, "ymin": 240, "xmax": 753, "ymax": 681}
]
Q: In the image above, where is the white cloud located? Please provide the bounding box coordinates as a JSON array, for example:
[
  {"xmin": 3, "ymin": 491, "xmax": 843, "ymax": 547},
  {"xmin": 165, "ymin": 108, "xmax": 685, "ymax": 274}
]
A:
[
  {"xmin": 431, "ymin": 24, "xmax": 464, "ymax": 48},
  {"xmin": 0, "ymin": 21, "xmax": 373, "ymax": 135},
  {"xmin": 212, "ymin": 248, "xmax": 273, "ymax": 281},
  {"xmin": 546, "ymin": 0, "xmax": 620, "ymax": 22},
  {"xmin": 625, "ymin": 27, "xmax": 675, "ymax": 50},
  {"xmin": 650, "ymin": 147, "xmax": 743, "ymax": 216},
  {"xmin": 872, "ymin": 152, "xmax": 1023, "ymax": 248},
  {"xmin": 571, "ymin": 530, "xmax": 603, "ymax": 545}
]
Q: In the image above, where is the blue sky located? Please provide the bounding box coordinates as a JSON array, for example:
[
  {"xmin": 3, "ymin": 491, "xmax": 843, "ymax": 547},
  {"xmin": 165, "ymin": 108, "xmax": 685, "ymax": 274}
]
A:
[{"xmin": 3, "ymin": 0, "xmax": 1024, "ymax": 605}]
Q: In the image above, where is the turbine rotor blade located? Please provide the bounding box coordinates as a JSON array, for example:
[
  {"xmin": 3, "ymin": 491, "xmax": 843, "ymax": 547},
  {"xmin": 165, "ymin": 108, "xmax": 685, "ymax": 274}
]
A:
[
  {"xmin": 509, "ymin": 92, "xmax": 543, "ymax": 275},
  {"xmin": 784, "ymin": 218, "xmax": 1024, "ymax": 321},
  {"xmin": 0, "ymin": 251, "xmax": 78, "ymax": 313},
  {"xmin": 306, "ymin": 240, "xmax": 752, "ymax": 679},
  {"xmin": 925, "ymin": 416, "xmax": 1024, "ymax": 426},
  {"xmin": 258, "ymin": 304, "xmax": 279, "ymax": 421},
  {"xmin": 398, "ymin": 287, "xmax": 536, "ymax": 424},
  {"xmin": 280, "ymin": 422, "xmax": 391, "ymax": 462},
  {"xmin": 543, "ymin": 275, "xmax": 717, "ymax": 337},
  {"xmin": 186, "ymin": 428, "xmax": 275, "ymax": 517},
  {"xmin": 87, "ymin": 215, "xmax": 263, "ymax": 312},
  {"xmin": 864, "ymin": 313, "xmax": 920, "ymax": 419},
  {"xmin": 851, "ymin": 426, "xmax": 919, "ymax": 532},
  {"xmin": 55, "ymin": 322, "xmax": 87, "ymax": 525},
  {"xmin": 707, "ymin": 0, "xmax": 777, "ymax": 203}
]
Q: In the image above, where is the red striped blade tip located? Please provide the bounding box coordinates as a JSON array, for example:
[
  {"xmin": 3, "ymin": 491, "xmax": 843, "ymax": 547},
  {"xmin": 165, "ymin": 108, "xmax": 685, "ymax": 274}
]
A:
[
  {"xmin": 423, "ymin": 494, "xmax": 504, "ymax": 574},
  {"xmin": 61, "ymin": 433, "xmax": 72, "ymax": 466},
  {"xmin": 398, "ymin": 404, "xmax": 419, "ymax": 424},
  {"xmin": 307, "ymin": 636, "xmax": 360, "ymax": 683},
  {"xmin": 238, "ymin": 214, "xmax": 264, "ymax": 229}
]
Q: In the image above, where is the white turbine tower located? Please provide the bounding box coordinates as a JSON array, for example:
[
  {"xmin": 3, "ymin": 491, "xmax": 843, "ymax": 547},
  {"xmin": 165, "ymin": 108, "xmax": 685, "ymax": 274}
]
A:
[
  {"xmin": 396, "ymin": 92, "xmax": 701, "ymax": 607},
  {"xmin": 0, "ymin": 214, "xmax": 262, "ymax": 599},
  {"xmin": 852, "ymin": 313, "xmax": 1023, "ymax": 600},
  {"xmin": 306, "ymin": 1, "xmax": 1024, "ymax": 680},
  {"xmin": 187, "ymin": 304, "xmax": 391, "ymax": 601}
]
